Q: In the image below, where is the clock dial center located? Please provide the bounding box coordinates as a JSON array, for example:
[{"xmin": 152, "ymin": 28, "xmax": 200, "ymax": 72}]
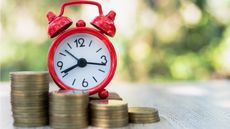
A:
[{"xmin": 78, "ymin": 58, "xmax": 87, "ymax": 68}]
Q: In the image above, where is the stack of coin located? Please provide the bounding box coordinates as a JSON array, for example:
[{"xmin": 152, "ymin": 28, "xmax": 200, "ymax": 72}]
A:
[
  {"xmin": 90, "ymin": 92, "xmax": 123, "ymax": 100},
  {"xmin": 10, "ymin": 71, "xmax": 49, "ymax": 127},
  {"xmin": 90, "ymin": 100, "xmax": 129, "ymax": 128},
  {"xmin": 49, "ymin": 90, "xmax": 89, "ymax": 129},
  {"xmin": 128, "ymin": 107, "xmax": 160, "ymax": 123}
]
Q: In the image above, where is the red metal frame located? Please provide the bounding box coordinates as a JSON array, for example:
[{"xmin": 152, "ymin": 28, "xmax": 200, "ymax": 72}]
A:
[{"xmin": 48, "ymin": 27, "xmax": 117, "ymax": 95}]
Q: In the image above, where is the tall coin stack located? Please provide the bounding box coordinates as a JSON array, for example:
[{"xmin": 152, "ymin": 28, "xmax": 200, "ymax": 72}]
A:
[
  {"xmin": 90, "ymin": 100, "xmax": 129, "ymax": 128},
  {"xmin": 49, "ymin": 90, "xmax": 89, "ymax": 129},
  {"xmin": 10, "ymin": 71, "xmax": 49, "ymax": 127}
]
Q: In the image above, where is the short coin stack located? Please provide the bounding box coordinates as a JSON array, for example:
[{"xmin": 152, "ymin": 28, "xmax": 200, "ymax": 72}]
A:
[
  {"xmin": 128, "ymin": 107, "xmax": 160, "ymax": 123},
  {"xmin": 10, "ymin": 71, "xmax": 49, "ymax": 127},
  {"xmin": 90, "ymin": 100, "xmax": 129, "ymax": 128},
  {"xmin": 49, "ymin": 90, "xmax": 89, "ymax": 129}
]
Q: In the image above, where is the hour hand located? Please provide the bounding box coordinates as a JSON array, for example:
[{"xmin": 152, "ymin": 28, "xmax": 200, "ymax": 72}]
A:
[
  {"xmin": 61, "ymin": 63, "xmax": 79, "ymax": 73},
  {"xmin": 86, "ymin": 62, "xmax": 106, "ymax": 66}
]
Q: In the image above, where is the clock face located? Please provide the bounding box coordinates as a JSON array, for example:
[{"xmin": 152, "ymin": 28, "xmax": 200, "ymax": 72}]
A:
[{"xmin": 53, "ymin": 33, "xmax": 111, "ymax": 90}]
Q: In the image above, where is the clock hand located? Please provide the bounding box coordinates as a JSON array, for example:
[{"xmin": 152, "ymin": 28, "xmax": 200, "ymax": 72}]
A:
[
  {"xmin": 65, "ymin": 50, "xmax": 79, "ymax": 61},
  {"xmin": 86, "ymin": 62, "xmax": 106, "ymax": 66},
  {"xmin": 61, "ymin": 63, "xmax": 79, "ymax": 73}
]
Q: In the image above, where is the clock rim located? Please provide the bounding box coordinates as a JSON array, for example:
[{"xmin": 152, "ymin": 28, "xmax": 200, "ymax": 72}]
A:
[{"xmin": 48, "ymin": 27, "xmax": 117, "ymax": 95}]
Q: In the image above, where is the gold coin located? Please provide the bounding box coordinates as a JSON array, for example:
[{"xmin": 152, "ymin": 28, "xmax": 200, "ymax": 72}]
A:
[
  {"xmin": 50, "ymin": 117, "xmax": 88, "ymax": 123},
  {"xmin": 91, "ymin": 123, "xmax": 128, "ymax": 128},
  {"xmin": 49, "ymin": 98, "xmax": 88, "ymax": 105},
  {"xmin": 49, "ymin": 112, "xmax": 87, "ymax": 117},
  {"xmin": 50, "ymin": 122, "xmax": 88, "ymax": 129},
  {"xmin": 91, "ymin": 117, "xmax": 128, "ymax": 122},
  {"xmin": 10, "ymin": 71, "xmax": 49, "ymax": 76},
  {"xmin": 49, "ymin": 90, "xmax": 89, "ymax": 98},
  {"xmin": 11, "ymin": 98, "xmax": 48, "ymax": 103},
  {"xmin": 11, "ymin": 84, "xmax": 49, "ymax": 88},
  {"xmin": 12, "ymin": 111, "xmax": 48, "ymax": 115},
  {"xmin": 90, "ymin": 113, "xmax": 128, "ymax": 119},
  {"xmin": 129, "ymin": 114, "xmax": 159, "ymax": 118},
  {"xmin": 91, "ymin": 118, "xmax": 128, "ymax": 128},
  {"xmin": 11, "ymin": 94, "xmax": 48, "ymax": 99},
  {"xmin": 129, "ymin": 117, "xmax": 160, "ymax": 121},
  {"xmin": 128, "ymin": 107, "xmax": 159, "ymax": 115},
  {"xmin": 49, "ymin": 106, "xmax": 88, "ymax": 112},
  {"xmin": 11, "ymin": 87, "xmax": 49, "ymax": 91},
  {"xmin": 129, "ymin": 118, "xmax": 160, "ymax": 123},
  {"xmin": 14, "ymin": 122, "xmax": 48, "ymax": 127},
  {"xmin": 12, "ymin": 107, "xmax": 48, "ymax": 113},
  {"xmin": 90, "ymin": 110, "xmax": 128, "ymax": 118},
  {"xmin": 11, "ymin": 102, "xmax": 48, "ymax": 107},
  {"xmin": 90, "ymin": 100, "xmax": 128, "ymax": 110},
  {"xmin": 14, "ymin": 118, "xmax": 48, "ymax": 123},
  {"xmin": 13, "ymin": 116, "xmax": 48, "ymax": 121},
  {"xmin": 10, "ymin": 79, "xmax": 49, "ymax": 82},
  {"xmin": 13, "ymin": 112, "xmax": 48, "ymax": 117},
  {"xmin": 11, "ymin": 90, "xmax": 48, "ymax": 94},
  {"xmin": 49, "ymin": 109, "xmax": 87, "ymax": 115},
  {"xmin": 11, "ymin": 92, "xmax": 48, "ymax": 97}
]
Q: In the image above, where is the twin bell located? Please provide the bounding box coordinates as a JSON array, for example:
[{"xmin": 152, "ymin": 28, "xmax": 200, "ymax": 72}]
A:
[{"xmin": 47, "ymin": 10, "xmax": 116, "ymax": 38}]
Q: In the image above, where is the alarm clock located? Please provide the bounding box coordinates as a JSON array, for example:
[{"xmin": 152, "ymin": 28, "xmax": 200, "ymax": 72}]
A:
[{"xmin": 46, "ymin": 0, "xmax": 117, "ymax": 99}]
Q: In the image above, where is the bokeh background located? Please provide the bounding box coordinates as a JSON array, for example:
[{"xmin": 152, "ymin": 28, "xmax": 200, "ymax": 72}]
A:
[{"xmin": 1, "ymin": 0, "xmax": 230, "ymax": 82}]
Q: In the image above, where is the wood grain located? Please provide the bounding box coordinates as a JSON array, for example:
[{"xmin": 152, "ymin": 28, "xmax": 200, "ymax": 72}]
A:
[{"xmin": 1, "ymin": 80, "xmax": 230, "ymax": 129}]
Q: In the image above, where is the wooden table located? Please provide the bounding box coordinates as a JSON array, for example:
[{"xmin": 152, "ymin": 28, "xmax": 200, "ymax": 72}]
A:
[{"xmin": 1, "ymin": 80, "xmax": 230, "ymax": 129}]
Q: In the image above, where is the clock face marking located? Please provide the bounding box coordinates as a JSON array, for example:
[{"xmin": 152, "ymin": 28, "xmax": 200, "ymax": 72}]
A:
[
  {"xmin": 53, "ymin": 33, "xmax": 111, "ymax": 90},
  {"xmin": 59, "ymin": 52, "xmax": 66, "ymax": 56},
  {"xmin": 98, "ymin": 69, "xmax": 105, "ymax": 73},
  {"xmin": 89, "ymin": 40, "xmax": 93, "ymax": 47},
  {"xmin": 72, "ymin": 78, "xmax": 76, "ymax": 86},
  {"xmin": 96, "ymin": 48, "xmax": 102, "ymax": 53},
  {"xmin": 92, "ymin": 76, "xmax": 97, "ymax": 82},
  {"xmin": 67, "ymin": 43, "xmax": 72, "ymax": 49},
  {"xmin": 62, "ymin": 72, "xmax": 68, "ymax": 78}
]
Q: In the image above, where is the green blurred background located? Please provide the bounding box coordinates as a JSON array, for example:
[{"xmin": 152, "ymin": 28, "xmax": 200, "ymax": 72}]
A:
[{"xmin": 1, "ymin": 0, "xmax": 230, "ymax": 82}]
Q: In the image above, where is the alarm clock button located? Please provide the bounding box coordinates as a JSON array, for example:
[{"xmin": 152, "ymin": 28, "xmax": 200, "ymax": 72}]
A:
[
  {"xmin": 76, "ymin": 20, "xmax": 86, "ymax": 27},
  {"xmin": 99, "ymin": 89, "xmax": 109, "ymax": 99}
]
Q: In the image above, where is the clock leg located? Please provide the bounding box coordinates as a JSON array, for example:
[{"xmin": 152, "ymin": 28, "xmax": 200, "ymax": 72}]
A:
[{"xmin": 99, "ymin": 89, "xmax": 109, "ymax": 99}]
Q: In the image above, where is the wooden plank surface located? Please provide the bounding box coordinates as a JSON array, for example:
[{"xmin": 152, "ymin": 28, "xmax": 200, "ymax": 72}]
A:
[{"xmin": 0, "ymin": 80, "xmax": 230, "ymax": 129}]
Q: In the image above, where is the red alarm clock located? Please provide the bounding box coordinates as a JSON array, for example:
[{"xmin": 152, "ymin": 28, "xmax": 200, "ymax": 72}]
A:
[{"xmin": 46, "ymin": 0, "xmax": 117, "ymax": 99}]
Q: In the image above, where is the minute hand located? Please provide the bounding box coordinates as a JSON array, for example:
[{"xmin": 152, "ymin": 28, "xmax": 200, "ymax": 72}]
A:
[{"xmin": 86, "ymin": 62, "xmax": 106, "ymax": 66}]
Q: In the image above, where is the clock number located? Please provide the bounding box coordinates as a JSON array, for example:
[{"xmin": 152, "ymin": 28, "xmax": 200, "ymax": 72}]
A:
[
  {"xmin": 101, "ymin": 55, "xmax": 107, "ymax": 65},
  {"xmin": 82, "ymin": 78, "xmax": 88, "ymax": 87},
  {"xmin": 74, "ymin": 38, "xmax": 85, "ymax": 47},
  {"xmin": 57, "ymin": 61, "xmax": 63, "ymax": 70}
]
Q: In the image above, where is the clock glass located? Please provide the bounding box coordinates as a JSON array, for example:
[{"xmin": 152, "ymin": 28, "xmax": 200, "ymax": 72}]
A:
[{"xmin": 53, "ymin": 33, "xmax": 111, "ymax": 90}]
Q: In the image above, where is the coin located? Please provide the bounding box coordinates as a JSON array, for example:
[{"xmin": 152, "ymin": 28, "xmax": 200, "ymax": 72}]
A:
[
  {"xmin": 128, "ymin": 107, "xmax": 158, "ymax": 115},
  {"xmin": 13, "ymin": 112, "xmax": 48, "ymax": 117},
  {"xmin": 128, "ymin": 107, "xmax": 160, "ymax": 123},
  {"xmin": 14, "ymin": 122, "xmax": 48, "ymax": 127},
  {"xmin": 91, "ymin": 118, "xmax": 129, "ymax": 128},
  {"xmin": 10, "ymin": 71, "xmax": 49, "ymax": 76},
  {"xmin": 50, "ymin": 122, "xmax": 88, "ymax": 129},
  {"xmin": 90, "ymin": 100, "xmax": 127, "ymax": 110}
]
